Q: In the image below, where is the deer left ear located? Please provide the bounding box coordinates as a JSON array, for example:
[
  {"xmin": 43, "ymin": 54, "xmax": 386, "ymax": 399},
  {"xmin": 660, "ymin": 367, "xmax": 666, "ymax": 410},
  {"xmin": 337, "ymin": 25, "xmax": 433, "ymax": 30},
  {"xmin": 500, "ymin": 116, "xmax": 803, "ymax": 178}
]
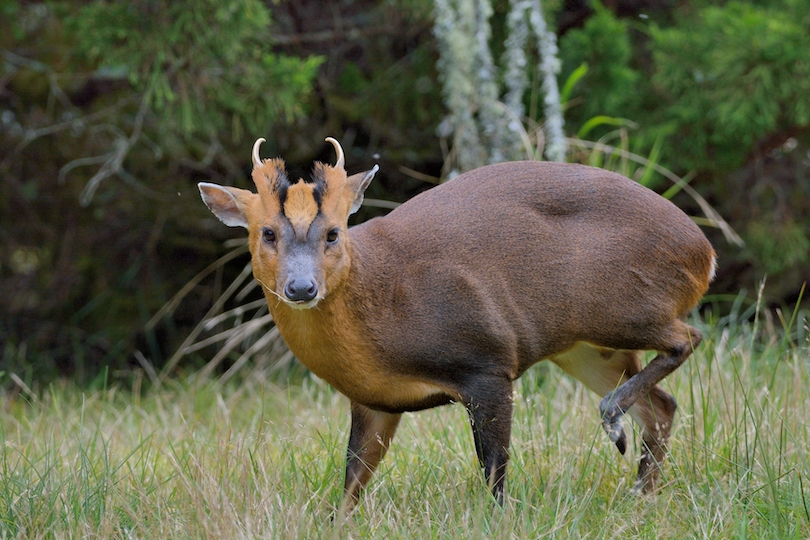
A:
[
  {"xmin": 198, "ymin": 182, "xmax": 254, "ymax": 228},
  {"xmin": 347, "ymin": 164, "xmax": 379, "ymax": 215}
]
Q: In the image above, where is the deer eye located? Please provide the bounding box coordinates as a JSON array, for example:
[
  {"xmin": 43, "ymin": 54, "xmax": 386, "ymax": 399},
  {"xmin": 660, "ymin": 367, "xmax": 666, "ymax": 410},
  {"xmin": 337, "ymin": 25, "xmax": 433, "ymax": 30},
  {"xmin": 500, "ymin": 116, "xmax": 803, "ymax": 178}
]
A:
[
  {"xmin": 326, "ymin": 228, "xmax": 339, "ymax": 245},
  {"xmin": 262, "ymin": 228, "xmax": 276, "ymax": 244}
]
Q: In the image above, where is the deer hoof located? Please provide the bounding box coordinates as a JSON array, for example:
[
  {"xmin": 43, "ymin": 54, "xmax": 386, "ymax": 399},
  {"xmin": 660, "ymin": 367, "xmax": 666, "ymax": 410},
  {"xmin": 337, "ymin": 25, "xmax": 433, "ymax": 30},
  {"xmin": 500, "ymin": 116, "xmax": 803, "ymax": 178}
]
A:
[{"xmin": 599, "ymin": 395, "xmax": 627, "ymax": 455}]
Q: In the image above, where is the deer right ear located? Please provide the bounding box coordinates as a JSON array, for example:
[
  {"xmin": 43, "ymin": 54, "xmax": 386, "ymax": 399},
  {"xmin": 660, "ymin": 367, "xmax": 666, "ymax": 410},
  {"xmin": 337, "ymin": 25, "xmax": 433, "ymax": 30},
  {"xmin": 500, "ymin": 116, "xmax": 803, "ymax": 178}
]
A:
[
  {"xmin": 198, "ymin": 182, "xmax": 253, "ymax": 228},
  {"xmin": 346, "ymin": 164, "xmax": 379, "ymax": 215}
]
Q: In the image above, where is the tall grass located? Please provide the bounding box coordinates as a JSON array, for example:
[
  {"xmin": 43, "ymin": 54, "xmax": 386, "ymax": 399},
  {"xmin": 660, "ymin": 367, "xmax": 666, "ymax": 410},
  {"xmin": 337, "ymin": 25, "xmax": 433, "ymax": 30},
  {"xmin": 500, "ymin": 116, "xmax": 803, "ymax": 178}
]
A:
[{"xmin": 1, "ymin": 308, "xmax": 808, "ymax": 538}]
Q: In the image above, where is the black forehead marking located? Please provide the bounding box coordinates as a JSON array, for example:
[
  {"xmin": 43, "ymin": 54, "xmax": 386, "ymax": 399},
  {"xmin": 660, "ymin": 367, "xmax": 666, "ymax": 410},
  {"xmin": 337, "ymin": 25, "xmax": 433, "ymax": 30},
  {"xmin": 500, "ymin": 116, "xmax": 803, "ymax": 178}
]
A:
[
  {"xmin": 276, "ymin": 163, "xmax": 328, "ymax": 214},
  {"xmin": 273, "ymin": 166, "xmax": 290, "ymax": 208},
  {"xmin": 310, "ymin": 164, "xmax": 329, "ymax": 210},
  {"xmin": 268, "ymin": 161, "xmax": 328, "ymax": 215}
]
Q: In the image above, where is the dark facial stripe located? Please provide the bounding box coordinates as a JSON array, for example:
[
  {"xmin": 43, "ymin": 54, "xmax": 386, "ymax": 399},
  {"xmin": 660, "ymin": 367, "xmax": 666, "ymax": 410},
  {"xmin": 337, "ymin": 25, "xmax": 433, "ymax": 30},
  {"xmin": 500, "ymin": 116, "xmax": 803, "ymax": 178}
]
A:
[
  {"xmin": 274, "ymin": 166, "xmax": 290, "ymax": 208},
  {"xmin": 310, "ymin": 164, "xmax": 330, "ymax": 211}
]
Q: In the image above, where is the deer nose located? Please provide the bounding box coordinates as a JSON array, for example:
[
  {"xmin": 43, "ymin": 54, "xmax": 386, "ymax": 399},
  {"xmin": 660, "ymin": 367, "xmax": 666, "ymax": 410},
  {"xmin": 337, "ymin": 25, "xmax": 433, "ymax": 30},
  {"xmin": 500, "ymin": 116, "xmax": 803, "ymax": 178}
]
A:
[{"xmin": 284, "ymin": 278, "xmax": 318, "ymax": 302}]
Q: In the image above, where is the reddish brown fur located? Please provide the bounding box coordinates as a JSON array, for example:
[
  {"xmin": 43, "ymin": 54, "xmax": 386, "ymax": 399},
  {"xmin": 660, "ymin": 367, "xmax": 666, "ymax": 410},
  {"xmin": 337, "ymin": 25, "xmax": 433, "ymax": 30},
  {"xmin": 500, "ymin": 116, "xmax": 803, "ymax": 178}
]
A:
[{"xmin": 198, "ymin": 138, "xmax": 716, "ymax": 509}]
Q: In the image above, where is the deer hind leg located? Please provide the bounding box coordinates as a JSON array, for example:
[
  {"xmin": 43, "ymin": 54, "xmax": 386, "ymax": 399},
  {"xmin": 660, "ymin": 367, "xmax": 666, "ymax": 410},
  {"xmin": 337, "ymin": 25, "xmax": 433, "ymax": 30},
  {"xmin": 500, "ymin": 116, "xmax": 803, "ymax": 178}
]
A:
[
  {"xmin": 599, "ymin": 319, "xmax": 701, "ymax": 492},
  {"xmin": 550, "ymin": 343, "xmax": 678, "ymax": 493},
  {"xmin": 626, "ymin": 381, "xmax": 677, "ymax": 493}
]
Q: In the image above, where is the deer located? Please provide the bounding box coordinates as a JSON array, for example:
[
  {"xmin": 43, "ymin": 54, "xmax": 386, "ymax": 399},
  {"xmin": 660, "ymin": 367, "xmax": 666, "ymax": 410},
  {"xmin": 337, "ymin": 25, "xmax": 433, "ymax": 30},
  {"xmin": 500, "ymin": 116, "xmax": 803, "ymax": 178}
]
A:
[{"xmin": 197, "ymin": 136, "xmax": 716, "ymax": 508}]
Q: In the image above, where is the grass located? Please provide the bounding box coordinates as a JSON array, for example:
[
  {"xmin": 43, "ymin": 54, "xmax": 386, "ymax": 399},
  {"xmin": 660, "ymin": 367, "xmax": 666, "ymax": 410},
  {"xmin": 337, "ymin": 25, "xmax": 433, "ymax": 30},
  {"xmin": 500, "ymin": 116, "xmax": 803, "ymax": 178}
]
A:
[{"xmin": 1, "ymin": 311, "xmax": 809, "ymax": 539}]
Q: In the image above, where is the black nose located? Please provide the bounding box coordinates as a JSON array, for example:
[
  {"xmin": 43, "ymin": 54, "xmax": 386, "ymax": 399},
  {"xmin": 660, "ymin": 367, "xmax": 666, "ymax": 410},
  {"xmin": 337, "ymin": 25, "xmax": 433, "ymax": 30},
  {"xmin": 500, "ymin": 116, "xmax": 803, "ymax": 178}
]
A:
[{"xmin": 284, "ymin": 278, "xmax": 318, "ymax": 302}]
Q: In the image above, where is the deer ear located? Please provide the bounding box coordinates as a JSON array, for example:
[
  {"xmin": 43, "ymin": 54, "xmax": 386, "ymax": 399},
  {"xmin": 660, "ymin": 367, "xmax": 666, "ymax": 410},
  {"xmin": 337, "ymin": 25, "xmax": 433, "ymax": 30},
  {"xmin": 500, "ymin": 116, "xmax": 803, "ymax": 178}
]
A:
[
  {"xmin": 346, "ymin": 164, "xmax": 379, "ymax": 215},
  {"xmin": 198, "ymin": 182, "xmax": 254, "ymax": 228}
]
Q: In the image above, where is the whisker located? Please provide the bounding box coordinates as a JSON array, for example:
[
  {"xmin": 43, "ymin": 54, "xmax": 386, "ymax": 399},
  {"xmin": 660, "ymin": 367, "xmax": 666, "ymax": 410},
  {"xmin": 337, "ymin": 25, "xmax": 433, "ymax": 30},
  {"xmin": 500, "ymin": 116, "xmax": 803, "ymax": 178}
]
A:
[
  {"xmin": 255, "ymin": 277, "xmax": 289, "ymax": 306},
  {"xmin": 255, "ymin": 277, "xmax": 324, "ymax": 309}
]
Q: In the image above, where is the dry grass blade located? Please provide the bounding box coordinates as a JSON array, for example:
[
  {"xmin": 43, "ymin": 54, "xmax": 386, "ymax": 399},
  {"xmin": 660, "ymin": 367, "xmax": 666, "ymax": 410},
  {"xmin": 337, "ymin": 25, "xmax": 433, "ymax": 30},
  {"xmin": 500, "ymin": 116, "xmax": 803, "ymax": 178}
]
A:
[
  {"xmin": 146, "ymin": 242, "xmax": 249, "ymax": 331},
  {"xmin": 193, "ymin": 313, "xmax": 276, "ymax": 383},
  {"xmin": 134, "ymin": 350, "xmax": 160, "ymax": 386},
  {"xmin": 201, "ymin": 298, "xmax": 268, "ymax": 331},
  {"xmin": 216, "ymin": 326, "xmax": 283, "ymax": 386},
  {"xmin": 158, "ymin": 261, "xmax": 255, "ymax": 382},
  {"xmin": 10, "ymin": 373, "xmax": 39, "ymax": 403},
  {"xmin": 398, "ymin": 165, "xmax": 441, "ymax": 184}
]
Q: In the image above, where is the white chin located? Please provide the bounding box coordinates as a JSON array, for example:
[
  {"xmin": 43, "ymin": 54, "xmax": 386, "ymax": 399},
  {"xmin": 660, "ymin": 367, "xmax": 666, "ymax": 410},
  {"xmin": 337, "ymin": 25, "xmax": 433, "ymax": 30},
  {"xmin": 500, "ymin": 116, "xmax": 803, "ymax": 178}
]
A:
[{"xmin": 286, "ymin": 298, "xmax": 320, "ymax": 310}]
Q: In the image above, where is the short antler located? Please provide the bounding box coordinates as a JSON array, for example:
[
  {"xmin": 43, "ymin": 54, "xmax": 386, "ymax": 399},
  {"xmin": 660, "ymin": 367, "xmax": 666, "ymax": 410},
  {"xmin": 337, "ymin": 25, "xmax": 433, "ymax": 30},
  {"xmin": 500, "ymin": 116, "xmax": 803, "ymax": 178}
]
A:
[
  {"xmin": 325, "ymin": 137, "xmax": 345, "ymax": 170},
  {"xmin": 253, "ymin": 138, "xmax": 266, "ymax": 168}
]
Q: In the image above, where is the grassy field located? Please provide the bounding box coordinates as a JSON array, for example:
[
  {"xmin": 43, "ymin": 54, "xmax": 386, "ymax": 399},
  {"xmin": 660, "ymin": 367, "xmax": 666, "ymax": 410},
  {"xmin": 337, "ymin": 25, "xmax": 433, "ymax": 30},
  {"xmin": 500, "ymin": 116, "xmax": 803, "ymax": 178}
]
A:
[{"xmin": 2, "ymin": 311, "xmax": 809, "ymax": 539}]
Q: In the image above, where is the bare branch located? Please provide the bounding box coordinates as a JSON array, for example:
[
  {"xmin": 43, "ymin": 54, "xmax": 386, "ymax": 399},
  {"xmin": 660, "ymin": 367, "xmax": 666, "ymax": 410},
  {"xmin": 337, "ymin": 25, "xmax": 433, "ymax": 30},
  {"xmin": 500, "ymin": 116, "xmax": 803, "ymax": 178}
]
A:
[{"xmin": 79, "ymin": 93, "xmax": 150, "ymax": 206}]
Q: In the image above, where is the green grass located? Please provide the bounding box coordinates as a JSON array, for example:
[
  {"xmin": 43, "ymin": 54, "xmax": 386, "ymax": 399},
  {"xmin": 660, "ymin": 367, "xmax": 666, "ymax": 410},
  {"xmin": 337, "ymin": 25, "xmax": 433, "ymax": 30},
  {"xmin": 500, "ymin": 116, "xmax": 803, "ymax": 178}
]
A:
[{"xmin": 1, "ymin": 314, "xmax": 809, "ymax": 539}]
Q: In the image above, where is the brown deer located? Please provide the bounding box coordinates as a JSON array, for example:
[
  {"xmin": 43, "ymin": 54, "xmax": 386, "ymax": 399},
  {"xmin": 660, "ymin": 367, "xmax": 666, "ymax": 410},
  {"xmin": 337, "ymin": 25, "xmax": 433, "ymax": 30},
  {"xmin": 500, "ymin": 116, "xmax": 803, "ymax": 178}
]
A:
[{"xmin": 198, "ymin": 137, "xmax": 715, "ymax": 506}]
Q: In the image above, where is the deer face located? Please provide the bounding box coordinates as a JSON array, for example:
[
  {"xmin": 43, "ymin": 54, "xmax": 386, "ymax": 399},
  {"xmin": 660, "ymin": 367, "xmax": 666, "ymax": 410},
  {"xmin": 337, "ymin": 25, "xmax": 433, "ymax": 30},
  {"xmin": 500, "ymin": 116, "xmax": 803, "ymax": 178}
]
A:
[{"xmin": 198, "ymin": 138, "xmax": 377, "ymax": 309}]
